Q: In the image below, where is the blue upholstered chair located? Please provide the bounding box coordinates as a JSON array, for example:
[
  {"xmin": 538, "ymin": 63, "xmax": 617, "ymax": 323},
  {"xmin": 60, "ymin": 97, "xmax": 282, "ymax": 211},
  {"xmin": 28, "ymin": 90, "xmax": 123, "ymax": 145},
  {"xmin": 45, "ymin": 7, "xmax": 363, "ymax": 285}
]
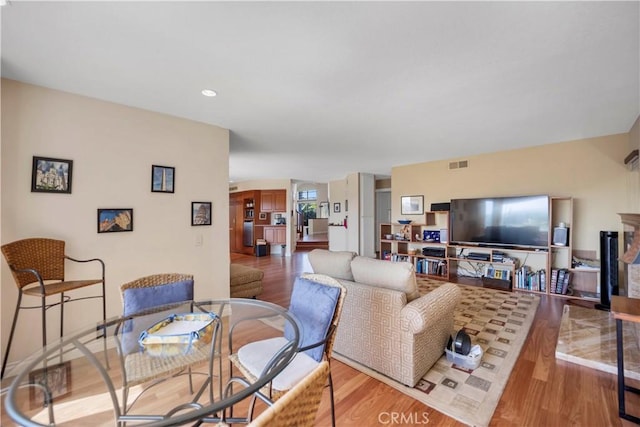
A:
[
  {"xmin": 116, "ymin": 273, "xmax": 196, "ymax": 415},
  {"xmin": 229, "ymin": 273, "xmax": 346, "ymax": 427}
]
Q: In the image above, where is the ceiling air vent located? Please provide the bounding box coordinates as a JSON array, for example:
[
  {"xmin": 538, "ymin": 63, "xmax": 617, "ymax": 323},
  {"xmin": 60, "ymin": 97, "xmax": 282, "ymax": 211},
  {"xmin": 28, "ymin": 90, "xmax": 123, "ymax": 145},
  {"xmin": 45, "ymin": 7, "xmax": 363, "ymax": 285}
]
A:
[{"xmin": 449, "ymin": 160, "xmax": 469, "ymax": 170}]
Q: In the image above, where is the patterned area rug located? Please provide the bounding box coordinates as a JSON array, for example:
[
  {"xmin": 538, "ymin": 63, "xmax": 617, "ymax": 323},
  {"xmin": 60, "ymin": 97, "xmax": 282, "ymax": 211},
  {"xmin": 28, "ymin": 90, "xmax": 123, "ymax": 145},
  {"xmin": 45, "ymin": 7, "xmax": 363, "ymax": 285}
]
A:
[{"xmin": 333, "ymin": 278, "xmax": 540, "ymax": 427}]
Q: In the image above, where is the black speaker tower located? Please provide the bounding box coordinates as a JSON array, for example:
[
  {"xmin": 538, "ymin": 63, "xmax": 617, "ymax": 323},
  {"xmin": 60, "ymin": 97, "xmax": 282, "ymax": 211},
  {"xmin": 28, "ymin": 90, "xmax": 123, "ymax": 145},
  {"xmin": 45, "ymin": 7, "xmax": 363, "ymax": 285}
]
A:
[{"xmin": 595, "ymin": 231, "xmax": 618, "ymax": 311}]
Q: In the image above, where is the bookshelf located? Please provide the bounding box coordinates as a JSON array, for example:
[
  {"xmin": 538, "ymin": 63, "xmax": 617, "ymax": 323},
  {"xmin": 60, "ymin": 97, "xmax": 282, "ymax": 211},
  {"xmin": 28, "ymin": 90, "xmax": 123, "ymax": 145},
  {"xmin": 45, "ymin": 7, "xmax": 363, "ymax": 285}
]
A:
[
  {"xmin": 378, "ymin": 197, "xmax": 599, "ymax": 301},
  {"xmin": 378, "ymin": 211, "xmax": 449, "ymax": 280}
]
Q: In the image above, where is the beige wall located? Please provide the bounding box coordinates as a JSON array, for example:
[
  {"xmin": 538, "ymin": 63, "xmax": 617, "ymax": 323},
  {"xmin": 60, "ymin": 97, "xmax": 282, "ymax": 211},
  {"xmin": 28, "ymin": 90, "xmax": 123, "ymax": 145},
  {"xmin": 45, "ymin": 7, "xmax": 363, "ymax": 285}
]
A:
[
  {"xmin": 1, "ymin": 79, "xmax": 230, "ymax": 367},
  {"xmin": 392, "ymin": 133, "xmax": 636, "ymax": 253}
]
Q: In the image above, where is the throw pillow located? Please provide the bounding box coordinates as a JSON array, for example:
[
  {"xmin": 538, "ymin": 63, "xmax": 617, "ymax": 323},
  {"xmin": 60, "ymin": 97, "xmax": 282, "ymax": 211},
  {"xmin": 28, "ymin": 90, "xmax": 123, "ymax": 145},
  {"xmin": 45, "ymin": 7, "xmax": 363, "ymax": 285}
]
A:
[
  {"xmin": 122, "ymin": 279, "xmax": 195, "ymax": 317},
  {"xmin": 351, "ymin": 256, "xmax": 420, "ymax": 301},
  {"xmin": 308, "ymin": 249, "xmax": 357, "ymax": 280},
  {"xmin": 283, "ymin": 276, "xmax": 340, "ymax": 362}
]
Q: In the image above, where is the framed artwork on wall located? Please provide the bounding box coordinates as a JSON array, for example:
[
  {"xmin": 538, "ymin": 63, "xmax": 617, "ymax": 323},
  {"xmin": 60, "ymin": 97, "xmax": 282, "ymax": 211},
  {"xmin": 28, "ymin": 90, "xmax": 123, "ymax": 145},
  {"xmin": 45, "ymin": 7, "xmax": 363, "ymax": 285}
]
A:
[
  {"xmin": 401, "ymin": 195, "xmax": 424, "ymax": 215},
  {"xmin": 97, "ymin": 208, "xmax": 134, "ymax": 233},
  {"xmin": 31, "ymin": 156, "xmax": 73, "ymax": 194},
  {"xmin": 334, "ymin": 202, "xmax": 341, "ymax": 213},
  {"xmin": 192, "ymin": 202, "xmax": 212, "ymax": 226},
  {"xmin": 151, "ymin": 165, "xmax": 175, "ymax": 193}
]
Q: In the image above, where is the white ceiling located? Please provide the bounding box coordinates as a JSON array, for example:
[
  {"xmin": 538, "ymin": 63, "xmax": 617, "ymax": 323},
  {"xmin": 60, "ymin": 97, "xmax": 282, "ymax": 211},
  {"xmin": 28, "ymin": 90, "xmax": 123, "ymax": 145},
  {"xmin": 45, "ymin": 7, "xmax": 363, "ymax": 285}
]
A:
[{"xmin": 2, "ymin": 1, "xmax": 639, "ymax": 184}]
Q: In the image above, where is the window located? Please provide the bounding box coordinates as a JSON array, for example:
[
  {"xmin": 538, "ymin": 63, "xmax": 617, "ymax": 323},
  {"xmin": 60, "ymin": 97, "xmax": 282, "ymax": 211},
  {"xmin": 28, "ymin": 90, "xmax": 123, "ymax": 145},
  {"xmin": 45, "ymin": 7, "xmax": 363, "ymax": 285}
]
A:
[
  {"xmin": 297, "ymin": 190, "xmax": 317, "ymax": 201},
  {"xmin": 297, "ymin": 202, "xmax": 317, "ymax": 226}
]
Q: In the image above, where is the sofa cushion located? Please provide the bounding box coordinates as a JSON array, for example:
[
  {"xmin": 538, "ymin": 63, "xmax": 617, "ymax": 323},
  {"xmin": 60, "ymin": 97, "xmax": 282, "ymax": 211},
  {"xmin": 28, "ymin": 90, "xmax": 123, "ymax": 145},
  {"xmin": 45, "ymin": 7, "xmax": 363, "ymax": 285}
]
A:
[
  {"xmin": 307, "ymin": 249, "xmax": 357, "ymax": 281},
  {"xmin": 350, "ymin": 256, "xmax": 420, "ymax": 302}
]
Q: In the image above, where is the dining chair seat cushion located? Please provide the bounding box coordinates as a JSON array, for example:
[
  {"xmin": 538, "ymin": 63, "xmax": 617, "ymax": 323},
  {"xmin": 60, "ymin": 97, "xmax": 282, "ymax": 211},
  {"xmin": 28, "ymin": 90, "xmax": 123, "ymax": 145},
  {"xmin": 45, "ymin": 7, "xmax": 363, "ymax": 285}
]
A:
[
  {"xmin": 122, "ymin": 279, "xmax": 194, "ymax": 316},
  {"xmin": 237, "ymin": 336, "xmax": 319, "ymax": 391},
  {"xmin": 283, "ymin": 276, "xmax": 340, "ymax": 362}
]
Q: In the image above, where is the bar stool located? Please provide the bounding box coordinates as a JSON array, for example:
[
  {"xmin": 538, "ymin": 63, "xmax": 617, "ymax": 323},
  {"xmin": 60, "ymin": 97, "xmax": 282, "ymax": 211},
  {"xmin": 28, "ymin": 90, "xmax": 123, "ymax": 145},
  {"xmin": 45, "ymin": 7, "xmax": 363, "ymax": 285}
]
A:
[{"xmin": 1, "ymin": 238, "xmax": 106, "ymax": 379}]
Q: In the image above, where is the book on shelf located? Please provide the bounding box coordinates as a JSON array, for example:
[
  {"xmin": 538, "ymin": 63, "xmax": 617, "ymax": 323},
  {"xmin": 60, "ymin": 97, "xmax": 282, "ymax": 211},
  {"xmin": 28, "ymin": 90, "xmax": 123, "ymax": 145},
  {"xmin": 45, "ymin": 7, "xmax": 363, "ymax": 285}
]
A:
[
  {"xmin": 551, "ymin": 268, "xmax": 571, "ymax": 294},
  {"xmin": 561, "ymin": 270, "xmax": 571, "ymax": 295},
  {"xmin": 391, "ymin": 253, "xmax": 410, "ymax": 263},
  {"xmin": 416, "ymin": 258, "xmax": 447, "ymax": 277},
  {"xmin": 550, "ymin": 268, "xmax": 559, "ymax": 293},
  {"xmin": 556, "ymin": 269, "xmax": 566, "ymax": 294}
]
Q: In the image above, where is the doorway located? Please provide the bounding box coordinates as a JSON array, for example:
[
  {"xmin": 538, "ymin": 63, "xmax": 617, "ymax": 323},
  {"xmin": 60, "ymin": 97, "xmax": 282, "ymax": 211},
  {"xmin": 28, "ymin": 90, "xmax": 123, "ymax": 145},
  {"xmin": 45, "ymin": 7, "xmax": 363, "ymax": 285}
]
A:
[{"xmin": 375, "ymin": 189, "xmax": 391, "ymax": 258}]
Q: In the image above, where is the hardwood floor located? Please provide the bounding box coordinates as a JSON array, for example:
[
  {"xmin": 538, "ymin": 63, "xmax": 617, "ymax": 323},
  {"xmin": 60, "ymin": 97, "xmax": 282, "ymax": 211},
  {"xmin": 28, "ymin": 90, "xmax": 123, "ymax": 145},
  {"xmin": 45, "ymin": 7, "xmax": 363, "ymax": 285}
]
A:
[
  {"xmin": 2, "ymin": 252, "xmax": 637, "ymax": 426},
  {"xmin": 233, "ymin": 251, "xmax": 640, "ymax": 427}
]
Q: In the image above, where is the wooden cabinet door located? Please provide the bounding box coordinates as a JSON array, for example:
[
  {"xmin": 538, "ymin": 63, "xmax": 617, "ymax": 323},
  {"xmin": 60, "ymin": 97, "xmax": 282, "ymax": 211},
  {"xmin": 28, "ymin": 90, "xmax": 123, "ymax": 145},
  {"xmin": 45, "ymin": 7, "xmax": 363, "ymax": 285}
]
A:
[
  {"xmin": 264, "ymin": 227, "xmax": 286, "ymax": 244},
  {"xmin": 264, "ymin": 227, "xmax": 275, "ymax": 243},
  {"xmin": 261, "ymin": 191, "xmax": 274, "ymax": 212},
  {"xmin": 274, "ymin": 190, "xmax": 286, "ymax": 211},
  {"xmin": 261, "ymin": 190, "xmax": 285, "ymax": 212}
]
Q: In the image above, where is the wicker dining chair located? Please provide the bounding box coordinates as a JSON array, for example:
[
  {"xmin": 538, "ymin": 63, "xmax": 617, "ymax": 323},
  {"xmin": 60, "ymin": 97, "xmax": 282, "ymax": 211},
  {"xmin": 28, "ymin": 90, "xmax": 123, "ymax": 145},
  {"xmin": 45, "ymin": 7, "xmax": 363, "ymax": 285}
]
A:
[
  {"xmin": 248, "ymin": 360, "xmax": 330, "ymax": 427},
  {"xmin": 229, "ymin": 273, "xmax": 346, "ymax": 427},
  {"xmin": 116, "ymin": 273, "xmax": 200, "ymax": 415},
  {"xmin": 1, "ymin": 238, "xmax": 106, "ymax": 379}
]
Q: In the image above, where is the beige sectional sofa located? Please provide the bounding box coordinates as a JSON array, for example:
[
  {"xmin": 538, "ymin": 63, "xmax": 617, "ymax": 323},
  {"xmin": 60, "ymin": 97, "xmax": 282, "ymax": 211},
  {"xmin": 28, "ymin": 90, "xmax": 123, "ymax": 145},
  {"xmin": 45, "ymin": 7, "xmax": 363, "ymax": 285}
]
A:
[{"xmin": 307, "ymin": 249, "xmax": 461, "ymax": 387}]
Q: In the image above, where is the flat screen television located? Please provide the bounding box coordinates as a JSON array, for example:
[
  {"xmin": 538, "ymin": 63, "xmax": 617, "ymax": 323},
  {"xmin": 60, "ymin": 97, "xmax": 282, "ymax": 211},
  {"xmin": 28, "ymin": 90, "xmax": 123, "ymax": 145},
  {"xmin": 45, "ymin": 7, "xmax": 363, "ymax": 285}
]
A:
[{"xmin": 449, "ymin": 195, "xmax": 550, "ymax": 250}]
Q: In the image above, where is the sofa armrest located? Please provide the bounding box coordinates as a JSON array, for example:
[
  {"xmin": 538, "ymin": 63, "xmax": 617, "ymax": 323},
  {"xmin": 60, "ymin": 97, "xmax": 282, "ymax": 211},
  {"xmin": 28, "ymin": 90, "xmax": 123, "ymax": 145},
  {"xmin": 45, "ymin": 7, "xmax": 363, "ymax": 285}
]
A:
[{"xmin": 400, "ymin": 283, "xmax": 461, "ymax": 334}]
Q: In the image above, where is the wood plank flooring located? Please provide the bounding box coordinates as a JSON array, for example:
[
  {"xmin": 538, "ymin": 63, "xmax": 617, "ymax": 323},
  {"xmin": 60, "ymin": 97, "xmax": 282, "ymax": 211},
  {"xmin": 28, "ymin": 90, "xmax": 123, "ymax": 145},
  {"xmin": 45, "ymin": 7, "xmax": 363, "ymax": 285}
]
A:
[
  {"xmin": 233, "ymin": 251, "xmax": 640, "ymax": 427},
  {"xmin": 2, "ymin": 251, "xmax": 637, "ymax": 426}
]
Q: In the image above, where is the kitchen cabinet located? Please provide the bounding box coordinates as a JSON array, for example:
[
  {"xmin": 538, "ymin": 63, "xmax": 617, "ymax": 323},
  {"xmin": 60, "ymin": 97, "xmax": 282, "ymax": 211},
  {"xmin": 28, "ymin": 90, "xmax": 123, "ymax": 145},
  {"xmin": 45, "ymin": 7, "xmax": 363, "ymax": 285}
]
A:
[
  {"xmin": 260, "ymin": 190, "xmax": 286, "ymax": 212},
  {"xmin": 264, "ymin": 226, "xmax": 286, "ymax": 244}
]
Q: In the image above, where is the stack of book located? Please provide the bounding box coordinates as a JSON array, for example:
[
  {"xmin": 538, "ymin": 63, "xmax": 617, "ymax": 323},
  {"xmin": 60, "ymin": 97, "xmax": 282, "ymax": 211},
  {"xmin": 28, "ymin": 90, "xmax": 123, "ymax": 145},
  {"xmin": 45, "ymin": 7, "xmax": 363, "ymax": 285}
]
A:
[
  {"xmin": 514, "ymin": 266, "xmax": 547, "ymax": 292},
  {"xmin": 550, "ymin": 268, "xmax": 572, "ymax": 295},
  {"xmin": 416, "ymin": 258, "xmax": 447, "ymax": 276}
]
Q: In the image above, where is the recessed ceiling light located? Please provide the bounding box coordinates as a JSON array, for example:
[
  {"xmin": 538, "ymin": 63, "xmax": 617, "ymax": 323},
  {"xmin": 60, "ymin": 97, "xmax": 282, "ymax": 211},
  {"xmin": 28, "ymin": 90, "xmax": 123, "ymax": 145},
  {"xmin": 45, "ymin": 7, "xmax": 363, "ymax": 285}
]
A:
[{"xmin": 201, "ymin": 89, "xmax": 217, "ymax": 97}]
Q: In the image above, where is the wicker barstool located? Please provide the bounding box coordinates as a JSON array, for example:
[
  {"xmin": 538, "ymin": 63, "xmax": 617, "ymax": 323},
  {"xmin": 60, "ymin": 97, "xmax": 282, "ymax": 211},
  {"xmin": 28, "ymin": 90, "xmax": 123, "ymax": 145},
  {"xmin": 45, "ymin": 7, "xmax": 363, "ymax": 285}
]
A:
[
  {"xmin": 1, "ymin": 238, "xmax": 106, "ymax": 379},
  {"xmin": 248, "ymin": 360, "xmax": 330, "ymax": 427}
]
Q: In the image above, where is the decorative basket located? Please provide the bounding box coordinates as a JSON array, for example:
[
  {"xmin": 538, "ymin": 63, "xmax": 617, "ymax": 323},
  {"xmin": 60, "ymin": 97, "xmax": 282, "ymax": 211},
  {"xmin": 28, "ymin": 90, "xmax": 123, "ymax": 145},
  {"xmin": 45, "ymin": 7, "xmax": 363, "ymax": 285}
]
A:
[{"xmin": 138, "ymin": 312, "xmax": 217, "ymax": 357}]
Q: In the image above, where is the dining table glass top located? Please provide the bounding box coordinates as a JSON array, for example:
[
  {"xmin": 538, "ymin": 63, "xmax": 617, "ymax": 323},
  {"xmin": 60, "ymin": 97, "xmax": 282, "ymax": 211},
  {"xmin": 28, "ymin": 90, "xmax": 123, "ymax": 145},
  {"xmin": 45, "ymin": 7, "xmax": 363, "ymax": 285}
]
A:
[{"xmin": 2, "ymin": 298, "xmax": 299, "ymax": 426}]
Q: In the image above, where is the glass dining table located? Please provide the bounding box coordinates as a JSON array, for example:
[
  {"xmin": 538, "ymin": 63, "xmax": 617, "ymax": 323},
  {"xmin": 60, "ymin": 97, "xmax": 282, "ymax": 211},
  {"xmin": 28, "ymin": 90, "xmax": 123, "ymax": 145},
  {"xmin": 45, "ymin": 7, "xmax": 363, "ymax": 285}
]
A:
[{"xmin": 2, "ymin": 298, "xmax": 300, "ymax": 426}]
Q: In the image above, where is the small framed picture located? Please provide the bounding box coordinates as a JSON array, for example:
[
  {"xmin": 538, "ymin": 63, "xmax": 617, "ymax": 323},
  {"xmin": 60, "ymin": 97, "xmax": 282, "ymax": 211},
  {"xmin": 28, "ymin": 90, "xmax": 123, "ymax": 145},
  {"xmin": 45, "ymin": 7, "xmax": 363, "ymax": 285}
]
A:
[
  {"xmin": 334, "ymin": 202, "xmax": 341, "ymax": 213},
  {"xmin": 31, "ymin": 156, "xmax": 73, "ymax": 194},
  {"xmin": 151, "ymin": 165, "xmax": 175, "ymax": 193},
  {"xmin": 29, "ymin": 361, "xmax": 71, "ymax": 407},
  {"xmin": 97, "ymin": 208, "xmax": 134, "ymax": 233},
  {"xmin": 259, "ymin": 212, "xmax": 268, "ymax": 220},
  {"xmin": 401, "ymin": 195, "xmax": 424, "ymax": 215},
  {"xmin": 192, "ymin": 202, "xmax": 212, "ymax": 226}
]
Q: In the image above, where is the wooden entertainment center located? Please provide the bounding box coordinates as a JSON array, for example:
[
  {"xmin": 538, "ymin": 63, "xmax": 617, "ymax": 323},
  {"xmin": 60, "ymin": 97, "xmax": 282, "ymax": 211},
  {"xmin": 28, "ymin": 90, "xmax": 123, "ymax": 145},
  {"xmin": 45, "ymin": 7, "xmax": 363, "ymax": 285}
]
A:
[{"xmin": 379, "ymin": 196, "xmax": 601, "ymax": 301}]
